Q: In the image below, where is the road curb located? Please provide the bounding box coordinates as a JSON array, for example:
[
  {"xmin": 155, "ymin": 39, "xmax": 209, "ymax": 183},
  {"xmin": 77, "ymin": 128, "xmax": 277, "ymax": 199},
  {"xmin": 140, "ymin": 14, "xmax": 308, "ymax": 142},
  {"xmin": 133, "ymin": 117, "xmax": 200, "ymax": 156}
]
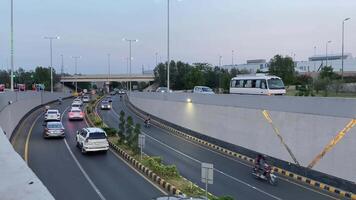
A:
[{"xmin": 126, "ymin": 98, "xmax": 356, "ymax": 200}]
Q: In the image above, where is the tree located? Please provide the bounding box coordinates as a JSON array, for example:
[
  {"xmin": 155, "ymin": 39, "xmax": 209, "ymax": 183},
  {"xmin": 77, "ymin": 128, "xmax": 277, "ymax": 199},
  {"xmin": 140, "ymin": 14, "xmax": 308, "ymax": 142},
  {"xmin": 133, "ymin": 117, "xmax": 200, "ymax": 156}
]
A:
[
  {"xmin": 154, "ymin": 63, "xmax": 167, "ymax": 87},
  {"xmin": 125, "ymin": 116, "xmax": 134, "ymax": 137},
  {"xmin": 319, "ymin": 66, "xmax": 339, "ymax": 80},
  {"xmin": 269, "ymin": 55, "xmax": 296, "ymax": 85},
  {"xmin": 118, "ymin": 110, "xmax": 126, "ymax": 143}
]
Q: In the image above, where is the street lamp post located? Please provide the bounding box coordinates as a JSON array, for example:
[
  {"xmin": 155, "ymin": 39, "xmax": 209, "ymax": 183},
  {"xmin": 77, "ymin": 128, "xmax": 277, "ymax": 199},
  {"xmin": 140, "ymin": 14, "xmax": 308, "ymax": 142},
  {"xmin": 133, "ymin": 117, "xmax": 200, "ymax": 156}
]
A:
[
  {"xmin": 107, "ymin": 53, "xmax": 111, "ymax": 92},
  {"xmin": 167, "ymin": 0, "xmax": 170, "ymax": 91},
  {"xmin": 155, "ymin": 52, "xmax": 158, "ymax": 67},
  {"xmin": 123, "ymin": 38, "xmax": 138, "ymax": 93},
  {"xmin": 10, "ymin": 0, "xmax": 14, "ymax": 91},
  {"xmin": 44, "ymin": 36, "xmax": 60, "ymax": 93},
  {"xmin": 60, "ymin": 54, "xmax": 64, "ymax": 92},
  {"xmin": 72, "ymin": 56, "xmax": 80, "ymax": 93},
  {"xmin": 325, "ymin": 40, "xmax": 332, "ymax": 67},
  {"xmin": 232, "ymin": 50, "xmax": 234, "ymax": 66},
  {"xmin": 342, "ymin": 17, "xmax": 351, "ymax": 80}
]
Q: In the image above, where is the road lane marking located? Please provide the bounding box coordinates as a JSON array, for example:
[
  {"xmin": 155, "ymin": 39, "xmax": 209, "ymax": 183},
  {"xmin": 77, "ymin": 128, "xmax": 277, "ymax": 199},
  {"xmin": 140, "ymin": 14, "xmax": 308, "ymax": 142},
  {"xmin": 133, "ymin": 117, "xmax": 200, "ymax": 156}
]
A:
[
  {"xmin": 109, "ymin": 149, "xmax": 168, "ymax": 195},
  {"xmin": 141, "ymin": 129, "xmax": 282, "ymax": 200},
  {"xmin": 114, "ymin": 99, "xmax": 340, "ymax": 200},
  {"xmin": 24, "ymin": 113, "xmax": 42, "ymax": 163},
  {"xmin": 64, "ymin": 139, "xmax": 107, "ymax": 200}
]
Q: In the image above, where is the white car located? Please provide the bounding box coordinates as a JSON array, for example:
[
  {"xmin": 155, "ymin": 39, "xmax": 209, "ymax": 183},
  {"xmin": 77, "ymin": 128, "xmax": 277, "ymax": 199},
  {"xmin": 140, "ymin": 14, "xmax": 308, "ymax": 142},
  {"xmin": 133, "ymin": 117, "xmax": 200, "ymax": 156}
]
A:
[
  {"xmin": 193, "ymin": 86, "xmax": 215, "ymax": 94},
  {"xmin": 82, "ymin": 96, "xmax": 90, "ymax": 103},
  {"xmin": 68, "ymin": 107, "xmax": 84, "ymax": 121},
  {"xmin": 44, "ymin": 109, "xmax": 61, "ymax": 121},
  {"xmin": 76, "ymin": 127, "xmax": 109, "ymax": 154},
  {"xmin": 73, "ymin": 98, "xmax": 83, "ymax": 106},
  {"xmin": 71, "ymin": 101, "xmax": 82, "ymax": 109}
]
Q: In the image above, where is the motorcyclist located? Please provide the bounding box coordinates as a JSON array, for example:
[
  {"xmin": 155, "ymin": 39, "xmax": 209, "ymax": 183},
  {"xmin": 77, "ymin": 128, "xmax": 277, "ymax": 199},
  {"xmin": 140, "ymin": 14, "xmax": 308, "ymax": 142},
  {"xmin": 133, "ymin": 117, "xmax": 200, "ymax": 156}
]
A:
[
  {"xmin": 255, "ymin": 154, "xmax": 267, "ymax": 175},
  {"xmin": 144, "ymin": 114, "xmax": 151, "ymax": 127}
]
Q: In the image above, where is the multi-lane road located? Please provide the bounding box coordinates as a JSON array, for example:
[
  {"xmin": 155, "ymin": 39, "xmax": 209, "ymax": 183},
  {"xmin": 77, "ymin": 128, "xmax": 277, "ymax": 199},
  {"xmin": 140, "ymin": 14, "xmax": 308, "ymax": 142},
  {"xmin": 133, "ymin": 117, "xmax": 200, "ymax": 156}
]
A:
[
  {"xmin": 10, "ymin": 95, "xmax": 344, "ymax": 200},
  {"xmin": 12, "ymin": 98, "xmax": 164, "ymax": 200},
  {"xmin": 97, "ymin": 95, "xmax": 343, "ymax": 200}
]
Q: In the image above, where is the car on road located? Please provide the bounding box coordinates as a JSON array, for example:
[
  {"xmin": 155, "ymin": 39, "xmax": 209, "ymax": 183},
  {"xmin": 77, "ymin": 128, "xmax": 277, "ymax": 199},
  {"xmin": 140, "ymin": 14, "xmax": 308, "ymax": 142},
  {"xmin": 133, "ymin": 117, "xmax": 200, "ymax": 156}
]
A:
[
  {"xmin": 68, "ymin": 107, "xmax": 84, "ymax": 121},
  {"xmin": 44, "ymin": 109, "xmax": 61, "ymax": 121},
  {"xmin": 100, "ymin": 100, "xmax": 111, "ymax": 110},
  {"xmin": 109, "ymin": 91, "xmax": 116, "ymax": 95},
  {"xmin": 73, "ymin": 98, "xmax": 83, "ymax": 106},
  {"xmin": 82, "ymin": 95, "xmax": 90, "ymax": 103},
  {"xmin": 105, "ymin": 96, "xmax": 113, "ymax": 102},
  {"xmin": 71, "ymin": 102, "xmax": 81, "ymax": 109},
  {"xmin": 76, "ymin": 127, "xmax": 109, "ymax": 154},
  {"xmin": 156, "ymin": 87, "xmax": 172, "ymax": 93},
  {"xmin": 43, "ymin": 121, "xmax": 65, "ymax": 138},
  {"xmin": 193, "ymin": 86, "xmax": 215, "ymax": 94}
]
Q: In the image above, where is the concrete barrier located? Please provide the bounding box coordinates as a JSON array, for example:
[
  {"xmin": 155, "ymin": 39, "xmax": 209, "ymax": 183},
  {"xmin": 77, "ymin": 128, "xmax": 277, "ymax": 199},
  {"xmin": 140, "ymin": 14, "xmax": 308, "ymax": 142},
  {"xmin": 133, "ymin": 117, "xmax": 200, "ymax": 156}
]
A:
[
  {"xmin": 0, "ymin": 91, "xmax": 70, "ymax": 139},
  {"xmin": 128, "ymin": 92, "xmax": 356, "ymax": 184},
  {"xmin": 0, "ymin": 127, "xmax": 54, "ymax": 200}
]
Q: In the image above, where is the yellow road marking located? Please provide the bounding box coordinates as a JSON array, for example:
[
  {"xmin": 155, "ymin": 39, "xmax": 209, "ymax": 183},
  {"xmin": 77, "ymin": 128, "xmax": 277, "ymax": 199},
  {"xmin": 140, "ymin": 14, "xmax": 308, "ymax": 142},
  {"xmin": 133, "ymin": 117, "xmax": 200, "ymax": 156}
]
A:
[
  {"xmin": 24, "ymin": 114, "xmax": 42, "ymax": 163},
  {"xmin": 308, "ymin": 119, "xmax": 356, "ymax": 168},
  {"xmin": 262, "ymin": 110, "xmax": 300, "ymax": 165}
]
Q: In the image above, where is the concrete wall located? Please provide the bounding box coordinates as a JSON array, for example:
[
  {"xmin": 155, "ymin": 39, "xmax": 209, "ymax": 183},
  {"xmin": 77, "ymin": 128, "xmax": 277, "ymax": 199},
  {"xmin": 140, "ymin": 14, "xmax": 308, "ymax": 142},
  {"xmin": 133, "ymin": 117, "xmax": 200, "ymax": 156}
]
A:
[
  {"xmin": 0, "ymin": 127, "xmax": 54, "ymax": 199},
  {"xmin": 129, "ymin": 93, "xmax": 356, "ymax": 183},
  {"xmin": 0, "ymin": 91, "xmax": 70, "ymax": 139}
]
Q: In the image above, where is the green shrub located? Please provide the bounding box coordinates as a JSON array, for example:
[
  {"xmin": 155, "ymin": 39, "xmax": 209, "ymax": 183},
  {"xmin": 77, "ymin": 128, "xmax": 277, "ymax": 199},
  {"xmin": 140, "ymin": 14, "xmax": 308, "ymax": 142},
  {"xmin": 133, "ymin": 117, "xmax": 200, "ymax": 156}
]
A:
[
  {"xmin": 93, "ymin": 116, "xmax": 103, "ymax": 126},
  {"xmin": 102, "ymin": 127, "xmax": 117, "ymax": 137},
  {"xmin": 143, "ymin": 157, "xmax": 179, "ymax": 178}
]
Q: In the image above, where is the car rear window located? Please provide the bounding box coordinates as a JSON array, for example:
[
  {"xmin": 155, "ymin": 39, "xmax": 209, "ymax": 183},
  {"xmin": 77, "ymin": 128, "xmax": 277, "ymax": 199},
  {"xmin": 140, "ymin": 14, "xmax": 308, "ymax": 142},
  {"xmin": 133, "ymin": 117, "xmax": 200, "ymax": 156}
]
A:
[
  {"xmin": 88, "ymin": 132, "xmax": 106, "ymax": 139},
  {"xmin": 48, "ymin": 111, "xmax": 58, "ymax": 114},
  {"xmin": 71, "ymin": 110, "xmax": 81, "ymax": 113},
  {"xmin": 47, "ymin": 123, "xmax": 62, "ymax": 129}
]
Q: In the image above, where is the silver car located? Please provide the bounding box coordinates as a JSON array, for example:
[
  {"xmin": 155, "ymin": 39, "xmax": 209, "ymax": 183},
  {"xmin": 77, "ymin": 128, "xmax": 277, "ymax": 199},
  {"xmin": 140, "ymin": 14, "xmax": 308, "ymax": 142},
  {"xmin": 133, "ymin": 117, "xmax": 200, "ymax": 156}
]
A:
[{"xmin": 43, "ymin": 121, "xmax": 65, "ymax": 138}]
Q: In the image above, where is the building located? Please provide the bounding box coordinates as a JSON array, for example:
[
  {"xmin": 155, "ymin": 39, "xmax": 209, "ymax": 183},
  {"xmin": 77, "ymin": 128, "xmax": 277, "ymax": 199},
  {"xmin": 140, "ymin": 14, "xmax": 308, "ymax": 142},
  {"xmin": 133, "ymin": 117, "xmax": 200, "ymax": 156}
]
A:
[{"xmin": 222, "ymin": 53, "xmax": 356, "ymax": 75}]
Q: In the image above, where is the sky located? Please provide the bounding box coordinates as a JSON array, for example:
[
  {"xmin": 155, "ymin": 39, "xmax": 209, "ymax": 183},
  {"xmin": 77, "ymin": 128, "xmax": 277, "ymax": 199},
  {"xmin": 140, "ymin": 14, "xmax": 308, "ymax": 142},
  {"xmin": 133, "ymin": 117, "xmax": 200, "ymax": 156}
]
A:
[{"xmin": 0, "ymin": 0, "xmax": 355, "ymax": 74}]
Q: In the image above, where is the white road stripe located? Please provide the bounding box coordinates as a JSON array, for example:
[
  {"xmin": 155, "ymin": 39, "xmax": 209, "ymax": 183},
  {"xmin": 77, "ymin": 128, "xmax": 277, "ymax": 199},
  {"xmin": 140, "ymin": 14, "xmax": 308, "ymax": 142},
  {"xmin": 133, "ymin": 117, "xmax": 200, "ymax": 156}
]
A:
[
  {"xmin": 64, "ymin": 139, "xmax": 107, "ymax": 200},
  {"xmin": 61, "ymin": 104, "xmax": 107, "ymax": 200}
]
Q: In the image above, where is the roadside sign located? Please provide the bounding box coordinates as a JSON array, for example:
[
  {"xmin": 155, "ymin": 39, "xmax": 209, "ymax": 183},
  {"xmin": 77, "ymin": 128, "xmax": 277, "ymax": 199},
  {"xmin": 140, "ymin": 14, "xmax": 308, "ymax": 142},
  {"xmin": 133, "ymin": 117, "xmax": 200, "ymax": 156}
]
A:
[
  {"xmin": 138, "ymin": 134, "xmax": 145, "ymax": 148},
  {"xmin": 201, "ymin": 163, "xmax": 214, "ymax": 184}
]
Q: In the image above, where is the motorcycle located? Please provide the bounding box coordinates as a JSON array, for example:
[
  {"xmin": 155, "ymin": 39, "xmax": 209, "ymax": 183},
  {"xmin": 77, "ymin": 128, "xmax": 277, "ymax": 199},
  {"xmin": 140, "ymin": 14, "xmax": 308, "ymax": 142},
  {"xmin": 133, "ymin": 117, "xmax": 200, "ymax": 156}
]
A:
[
  {"xmin": 252, "ymin": 163, "xmax": 278, "ymax": 185},
  {"xmin": 144, "ymin": 120, "xmax": 151, "ymax": 128}
]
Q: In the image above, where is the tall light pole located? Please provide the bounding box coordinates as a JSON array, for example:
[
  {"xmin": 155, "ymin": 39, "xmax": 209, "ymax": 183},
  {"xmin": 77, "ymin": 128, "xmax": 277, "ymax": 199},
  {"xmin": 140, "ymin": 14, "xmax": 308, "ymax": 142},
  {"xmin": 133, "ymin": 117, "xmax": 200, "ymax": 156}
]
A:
[
  {"xmin": 10, "ymin": 0, "xmax": 14, "ymax": 91},
  {"xmin": 155, "ymin": 52, "xmax": 158, "ymax": 67},
  {"xmin": 325, "ymin": 40, "xmax": 332, "ymax": 67},
  {"xmin": 72, "ymin": 56, "xmax": 80, "ymax": 93},
  {"xmin": 232, "ymin": 50, "xmax": 234, "ymax": 66},
  {"xmin": 107, "ymin": 53, "xmax": 111, "ymax": 92},
  {"xmin": 313, "ymin": 46, "xmax": 316, "ymax": 72},
  {"xmin": 167, "ymin": 0, "xmax": 170, "ymax": 91},
  {"xmin": 61, "ymin": 54, "xmax": 64, "ymax": 92},
  {"xmin": 123, "ymin": 38, "xmax": 138, "ymax": 93},
  {"xmin": 342, "ymin": 17, "xmax": 351, "ymax": 80},
  {"xmin": 219, "ymin": 55, "xmax": 222, "ymax": 67},
  {"xmin": 44, "ymin": 36, "xmax": 60, "ymax": 93}
]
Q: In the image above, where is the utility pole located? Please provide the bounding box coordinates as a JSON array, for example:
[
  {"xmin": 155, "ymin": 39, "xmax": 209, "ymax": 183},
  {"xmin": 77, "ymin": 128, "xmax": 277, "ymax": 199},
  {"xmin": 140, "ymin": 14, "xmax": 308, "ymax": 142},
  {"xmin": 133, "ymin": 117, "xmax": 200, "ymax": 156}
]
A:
[
  {"xmin": 10, "ymin": 0, "xmax": 14, "ymax": 91},
  {"xmin": 342, "ymin": 18, "xmax": 351, "ymax": 80}
]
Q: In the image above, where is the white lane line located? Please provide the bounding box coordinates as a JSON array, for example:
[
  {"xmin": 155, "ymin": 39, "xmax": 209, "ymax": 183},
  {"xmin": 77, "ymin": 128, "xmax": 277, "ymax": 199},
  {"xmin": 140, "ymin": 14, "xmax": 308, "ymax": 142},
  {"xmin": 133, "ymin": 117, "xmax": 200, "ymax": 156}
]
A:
[
  {"xmin": 62, "ymin": 105, "xmax": 107, "ymax": 200},
  {"xmin": 109, "ymin": 149, "xmax": 168, "ymax": 195},
  {"xmin": 141, "ymin": 129, "xmax": 282, "ymax": 200},
  {"xmin": 117, "ymin": 101, "xmax": 339, "ymax": 200},
  {"xmin": 64, "ymin": 139, "xmax": 107, "ymax": 200}
]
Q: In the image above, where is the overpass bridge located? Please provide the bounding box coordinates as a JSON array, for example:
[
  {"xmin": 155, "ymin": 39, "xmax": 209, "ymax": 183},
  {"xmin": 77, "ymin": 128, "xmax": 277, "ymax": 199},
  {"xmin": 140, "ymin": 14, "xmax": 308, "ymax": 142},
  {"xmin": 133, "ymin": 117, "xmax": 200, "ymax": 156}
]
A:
[{"xmin": 60, "ymin": 74, "xmax": 155, "ymax": 83}]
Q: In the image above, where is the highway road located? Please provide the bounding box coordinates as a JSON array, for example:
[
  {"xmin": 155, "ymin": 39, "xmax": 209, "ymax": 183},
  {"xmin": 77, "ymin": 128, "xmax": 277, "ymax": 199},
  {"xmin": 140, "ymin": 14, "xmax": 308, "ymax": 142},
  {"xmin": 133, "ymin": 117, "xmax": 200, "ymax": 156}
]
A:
[
  {"xmin": 12, "ymin": 98, "xmax": 164, "ymax": 200},
  {"xmin": 97, "ymin": 95, "xmax": 343, "ymax": 200}
]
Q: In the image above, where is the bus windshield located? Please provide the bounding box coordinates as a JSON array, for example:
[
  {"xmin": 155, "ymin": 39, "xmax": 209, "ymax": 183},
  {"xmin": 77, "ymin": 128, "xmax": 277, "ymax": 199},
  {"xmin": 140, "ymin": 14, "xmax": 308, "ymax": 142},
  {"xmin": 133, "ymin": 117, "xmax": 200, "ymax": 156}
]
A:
[{"xmin": 267, "ymin": 78, "xmax": 285, "ymax": 89}]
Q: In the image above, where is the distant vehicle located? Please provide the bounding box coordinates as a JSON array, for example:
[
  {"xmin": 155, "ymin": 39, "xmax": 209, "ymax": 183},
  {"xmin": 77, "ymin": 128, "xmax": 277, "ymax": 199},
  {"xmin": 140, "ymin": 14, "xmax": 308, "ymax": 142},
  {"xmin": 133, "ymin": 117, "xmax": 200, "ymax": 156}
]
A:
[
  {"xmin": 100, "ymin": 100, "xmax": 111, "ymax": 110},
  {"xmin": 83, "ymin": 89, "xmax": 88, "ymax": 94},
  {"xmin": 33, "ymin": 84, "xmax": 45, "ymax": 91},
  {"xmin": 71, "ymin": 103, "xmax": 81, "ymax": 109},
  {"xmin": 156, "ymin": 87, "xmax": 172, "ymax": 93},
  {"xmin": 43, "ymin": 121, "xmax": 65, "ymax": 138},
  {"xmin": 82, "ymin": 95, "xmax": 90, "ymax": 103},
  {"xmin": 44, "ymin": 109, "xmax": 61, "ymax": 121},
  {"xmin": 76, "ymin": 127, "xmax": 109, "ymax": 154},
  {"xmin": 0, "ymin": 84, "xmax": 5, "ymax": 92},
  {"xmin": 118, "ymin": 90, "xmax": 126, "ymax": 94},
  {"xmin": 68, "ymin": 107, "xmax": 84, "ymax": 121},
  {"xmin": 193, "ymin": 86, "xmax": 215, "ymax": 94},
  {"xmin": 17, "ymin": 84, "xmax": 26, "ymax": 91},
  {"xmin": 105, "ymin": 96, "xmax": 113, "ymax": 102},
  {"xmin": 73, "ymin": 98, "xmax": 83, "ymax": 106},
  {"xmin": 230, "ymin": 74, "xmax": 286, "ymax": 95}
]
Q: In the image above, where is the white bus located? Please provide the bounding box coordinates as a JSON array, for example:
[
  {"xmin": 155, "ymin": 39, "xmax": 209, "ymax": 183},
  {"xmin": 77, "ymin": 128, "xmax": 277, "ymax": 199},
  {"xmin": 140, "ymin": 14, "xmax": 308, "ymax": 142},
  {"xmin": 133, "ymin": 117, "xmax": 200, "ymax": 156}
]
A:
[{"xmin": 230, "ymin": 74, "xmax": 286, "ymax": 95}]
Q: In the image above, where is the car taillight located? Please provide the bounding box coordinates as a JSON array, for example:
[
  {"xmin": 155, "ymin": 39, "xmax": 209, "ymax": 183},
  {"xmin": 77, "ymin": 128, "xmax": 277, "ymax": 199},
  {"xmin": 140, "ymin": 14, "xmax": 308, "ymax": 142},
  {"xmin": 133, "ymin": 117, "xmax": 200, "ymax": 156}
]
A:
[{"xmin": 80, "ymin": 112, "xmax": 84, "ymax": 116}]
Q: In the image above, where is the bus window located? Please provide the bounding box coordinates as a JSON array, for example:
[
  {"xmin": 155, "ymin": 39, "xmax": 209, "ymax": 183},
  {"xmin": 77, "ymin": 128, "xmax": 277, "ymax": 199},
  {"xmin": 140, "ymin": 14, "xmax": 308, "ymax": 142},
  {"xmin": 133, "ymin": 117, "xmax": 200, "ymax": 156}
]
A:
[
  {"xmin": 251, "ymin": 80, "xmax": 256, "ymax": 88},
  {"xmin": 261, "ymin": 80, "xmax": 267, "ymax": 89},
  {"xmin": 231, "ymin": 80, "xmax": 236, "ymax": 88},
  {"xmin": 243, "ymin": 80, "xmax": 252, "ymax": 88},
  {"xmin": 256, "ymin": 80, "xmax": 261, "ymax": 88}
]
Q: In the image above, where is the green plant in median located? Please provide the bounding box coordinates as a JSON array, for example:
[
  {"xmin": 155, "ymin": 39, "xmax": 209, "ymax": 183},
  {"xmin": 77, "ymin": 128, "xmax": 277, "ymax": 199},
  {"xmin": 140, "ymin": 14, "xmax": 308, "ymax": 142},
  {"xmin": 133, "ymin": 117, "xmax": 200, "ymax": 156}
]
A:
[
  {"xmin": 125, "ymin": 116, "xmax": 134, "ymax": 137},
  {"xmin": 102, "ymin": 127, "xmax": 117, "ymax": 137},
  {"xmin": 93, "ymin": 116, "xmax": 103, "ymax": 127},
  {"xmin": 142, "ymin": 156, "xmax": 180, "ymax": 178},
  {"xmin": 118, "ymin": 110, "xmax": 126, "ymax": 143},
  {"xmin": 127, "ymin": 123, "xmax": 141, "ymax": 154}
]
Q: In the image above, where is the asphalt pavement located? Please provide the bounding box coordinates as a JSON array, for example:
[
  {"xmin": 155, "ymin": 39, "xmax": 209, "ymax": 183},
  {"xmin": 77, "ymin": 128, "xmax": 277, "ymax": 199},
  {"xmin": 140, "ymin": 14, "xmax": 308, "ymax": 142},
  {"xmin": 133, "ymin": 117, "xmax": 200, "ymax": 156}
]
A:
[
  {"xmin": 12, "ymin": 98, "xmax": 164, "ymax": 200},
  {"xmin": 96, "ymin": 95, "xmax": 343, "ymax": 200}
]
